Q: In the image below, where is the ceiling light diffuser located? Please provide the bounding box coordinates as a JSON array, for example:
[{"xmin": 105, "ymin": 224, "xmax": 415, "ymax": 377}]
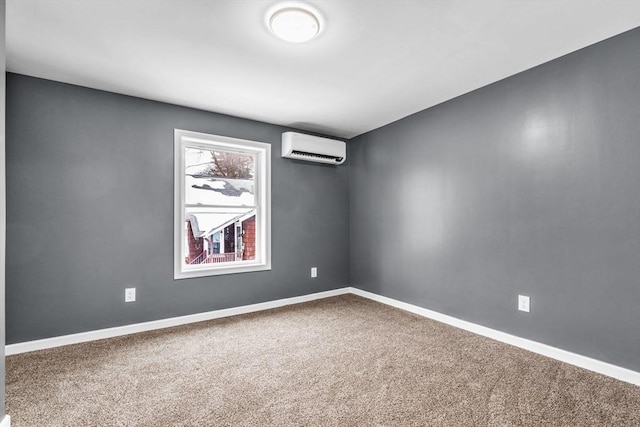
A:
[{"xmin": 269, "ymin": 7, "xmax": 320, "ymax": 43}]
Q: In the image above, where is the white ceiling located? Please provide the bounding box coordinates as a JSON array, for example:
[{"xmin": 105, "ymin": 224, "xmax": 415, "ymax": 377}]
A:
[{"xmin": 6, "ymin": 0, "xmax": 640, "ymax": 139}]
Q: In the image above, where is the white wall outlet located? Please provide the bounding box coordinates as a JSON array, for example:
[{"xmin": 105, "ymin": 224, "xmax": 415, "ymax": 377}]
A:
[
  {"xmin": 518, "ymin": 295, "xmax": 530, "ymax": 312},
  {"xmin": 311, "ymin": 267, "xmax": 317, "ymax": 278},
  {"xmin": 125, "ymin": 288, "xmax": 136, "ymax": 303}
]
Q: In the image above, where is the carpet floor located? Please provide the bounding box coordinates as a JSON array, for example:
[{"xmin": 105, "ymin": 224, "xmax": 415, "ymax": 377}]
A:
[{"xmin": 6, "ymin": 294, "xmax": 640, "ymax": 426}]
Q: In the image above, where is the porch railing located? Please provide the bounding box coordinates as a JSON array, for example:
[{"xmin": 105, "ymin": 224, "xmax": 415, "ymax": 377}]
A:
[{"xmin": 188, "ymin": 252, "xmax": 238, "ymax": 265}]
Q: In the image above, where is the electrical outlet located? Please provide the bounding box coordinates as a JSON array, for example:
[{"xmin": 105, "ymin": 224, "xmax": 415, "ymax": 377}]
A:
[
  {"xmin": 311, "ymin": 267, "xmax": 317, "ymax": 278},
  {"xmin": 518, "ymin": 295, "xmax": 530, "ymax": 312},
  {"xmin": 125, "ymin": 288, "xmax": 136, "ymax": 303}
]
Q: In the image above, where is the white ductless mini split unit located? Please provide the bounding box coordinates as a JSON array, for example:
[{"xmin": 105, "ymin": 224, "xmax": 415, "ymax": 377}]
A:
[{"xmin": 281, "ymin": 132, "xmax": 346, "ymax": 165}]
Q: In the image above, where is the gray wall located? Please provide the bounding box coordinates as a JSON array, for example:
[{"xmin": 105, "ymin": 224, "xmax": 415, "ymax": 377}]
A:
[
  {"xmin": 6, "ymin": 73, "xmax": 349, "ymax": 343},
  {"xmin": 0, "ymin": 0, "xmax": 6, "ymax": 419},
  {"xmin": 349, "ymin": 28, "xmax": 640, "ymax": 371}
]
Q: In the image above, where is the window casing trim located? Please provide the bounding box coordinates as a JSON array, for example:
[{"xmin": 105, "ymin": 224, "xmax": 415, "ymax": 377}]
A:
[{"xmin": 174, "ymin": 129, "xmax": 271, "ymax": 279}]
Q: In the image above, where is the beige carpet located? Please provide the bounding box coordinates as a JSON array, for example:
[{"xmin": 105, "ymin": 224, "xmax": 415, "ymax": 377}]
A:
[{"xmin": 6, "ymin": 294, "xmax": 640, "ymax": 426}]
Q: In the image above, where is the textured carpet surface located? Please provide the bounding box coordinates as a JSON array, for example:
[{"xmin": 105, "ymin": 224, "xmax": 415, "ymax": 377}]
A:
[{"xmin": 6, "ymin": 294, "xmax": 640, "ymax": 426}]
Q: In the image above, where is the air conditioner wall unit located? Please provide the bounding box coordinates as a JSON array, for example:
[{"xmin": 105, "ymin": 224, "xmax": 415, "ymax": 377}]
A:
[{"xmin": 281, "ymin": 132, "xmax": 346, "ymax": 165}]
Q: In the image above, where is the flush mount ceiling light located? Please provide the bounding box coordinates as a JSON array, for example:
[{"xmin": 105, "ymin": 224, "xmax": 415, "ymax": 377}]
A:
[{"xmin": 268, "ymin": 5, "xmax": 321, "ymax": 43}]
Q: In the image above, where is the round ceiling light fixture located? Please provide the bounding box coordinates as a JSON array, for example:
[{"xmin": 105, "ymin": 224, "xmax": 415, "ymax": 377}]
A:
[{"xmin": 268, "ymin": 5, "xmax": 321, "ymax": 43}]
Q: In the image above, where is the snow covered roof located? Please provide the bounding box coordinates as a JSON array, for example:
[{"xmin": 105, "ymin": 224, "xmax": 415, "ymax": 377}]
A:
[
  {"xmin": 186, "ymin": 211, "xmax": 251, "ymax": 238},
  {"xmin": 184, "ymin": 147, "xmax": 255, "ymax": 206},
  {"xmin": 186, "ymin": 176, "xmax": 254, "ymax": 205}
]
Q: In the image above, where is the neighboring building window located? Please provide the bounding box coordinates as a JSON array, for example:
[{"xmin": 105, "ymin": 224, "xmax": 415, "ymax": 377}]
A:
[{"xmin": 174, "ymin": 129, "xmax": 271, "ymax": 279}]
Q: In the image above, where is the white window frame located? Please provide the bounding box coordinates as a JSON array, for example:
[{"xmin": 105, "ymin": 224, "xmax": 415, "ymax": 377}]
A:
[{"xmin": 174, "ymin": 129, "xmax": 271, "ymax": 279}]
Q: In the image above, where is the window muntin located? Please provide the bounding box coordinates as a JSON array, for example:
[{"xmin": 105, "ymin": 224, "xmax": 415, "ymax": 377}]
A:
[{"xmin": 175, "ymin": 130, "xmax": 271, "ymax": 279}]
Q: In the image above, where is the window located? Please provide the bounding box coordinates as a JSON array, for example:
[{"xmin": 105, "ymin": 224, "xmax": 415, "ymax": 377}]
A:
[{"xmin": 174, "ymin": 130, "xmax": 271, "ymax": 279}]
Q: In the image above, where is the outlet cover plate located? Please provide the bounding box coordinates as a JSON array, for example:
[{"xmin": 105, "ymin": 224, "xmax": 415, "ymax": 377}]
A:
[
  {"xmin": 311, "ymin": 267, "xmax": 317, "ymax": 278},
  {"xmin": 518, "ymin": 295, "xmax": 530, "ymax": 312},
  {"xmin": 125, "ymin": 288, "xmax": 136, "ymax": 303}
]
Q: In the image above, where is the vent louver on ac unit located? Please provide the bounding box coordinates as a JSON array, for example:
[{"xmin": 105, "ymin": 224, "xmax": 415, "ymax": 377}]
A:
[{"xmin": 281, "ymin": 132, "xmax": 346, "ymax": 165}]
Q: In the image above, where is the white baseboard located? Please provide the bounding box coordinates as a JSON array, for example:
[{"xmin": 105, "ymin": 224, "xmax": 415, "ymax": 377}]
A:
[
  {"xmin": 0, "ymin": 415, "xmax": 10, "ymax": 427},
  {"xmin": 349, "ymin": 287, "xmax": 640, "ymax": 387},
  {"xmin": 5, "ymin": 285, "xmax": 639, "ymax": 387},
  {"xmin": 5, "ymin": 287, "xmax": 351, "ymax": 356}
]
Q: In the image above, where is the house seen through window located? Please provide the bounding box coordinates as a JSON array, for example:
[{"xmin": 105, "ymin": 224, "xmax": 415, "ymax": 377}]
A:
[{"xmin": 175, "ymin": 130, "xmax": 271, "ymax": 279}]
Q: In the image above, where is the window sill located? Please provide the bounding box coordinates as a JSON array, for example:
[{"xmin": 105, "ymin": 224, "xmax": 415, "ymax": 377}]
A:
[{"xmin": 174, "ymin": 262, "xmax": 271, "ymax": 280}]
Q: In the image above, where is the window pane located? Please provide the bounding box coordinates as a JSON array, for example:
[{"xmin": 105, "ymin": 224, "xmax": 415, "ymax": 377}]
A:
[
  {"xmin": 184, "ymin": 208, "xmax": 257, "ymax": 266},
  {"xmin": 185, "ymin": 147, "xmax": 255, "ymax": 206}
]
